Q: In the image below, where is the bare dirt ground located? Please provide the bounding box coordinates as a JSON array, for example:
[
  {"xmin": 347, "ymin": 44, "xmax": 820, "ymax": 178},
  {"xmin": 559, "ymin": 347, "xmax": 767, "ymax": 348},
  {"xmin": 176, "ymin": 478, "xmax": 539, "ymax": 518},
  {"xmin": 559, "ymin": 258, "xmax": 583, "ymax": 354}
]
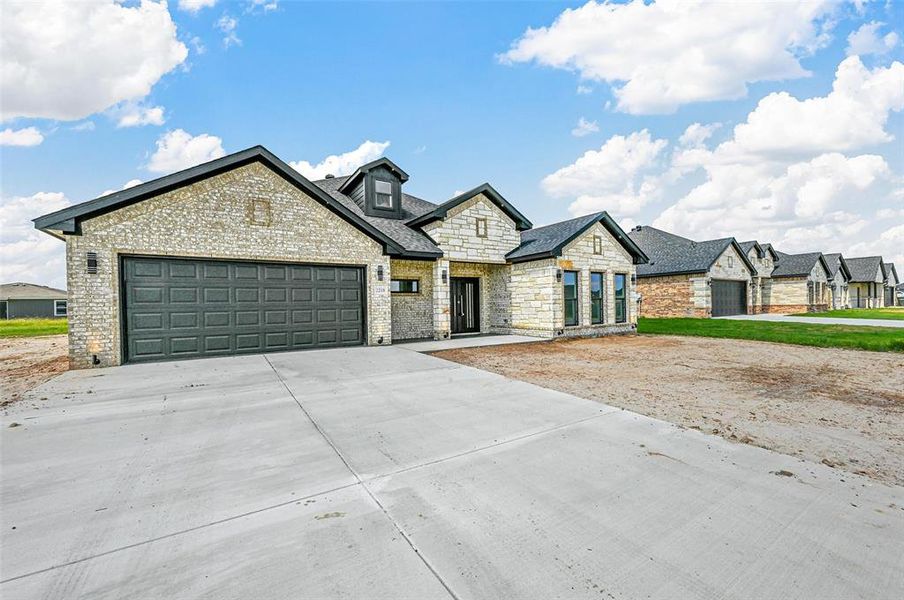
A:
[
  {"xmin": 433, "ymin": 335, "xmax": 904, "ymax": 487},
  {"xmin": 1, "ymin": 335, "xmax": 68, "ymax": 407}
]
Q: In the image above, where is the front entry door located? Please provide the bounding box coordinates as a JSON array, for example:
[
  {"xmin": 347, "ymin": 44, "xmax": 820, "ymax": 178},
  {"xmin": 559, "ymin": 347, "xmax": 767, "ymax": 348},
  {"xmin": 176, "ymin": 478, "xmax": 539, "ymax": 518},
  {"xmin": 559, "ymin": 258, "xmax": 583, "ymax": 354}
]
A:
[{"xmin": 450, "ymin": 277, "xmax": 480, "ymax": 334}]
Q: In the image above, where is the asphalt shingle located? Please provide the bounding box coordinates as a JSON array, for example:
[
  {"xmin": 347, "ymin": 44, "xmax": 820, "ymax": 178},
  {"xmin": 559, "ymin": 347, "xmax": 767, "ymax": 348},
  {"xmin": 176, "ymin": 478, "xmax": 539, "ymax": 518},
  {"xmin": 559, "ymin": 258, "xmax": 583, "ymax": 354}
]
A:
[
  {"xmin": 845, "ymin": 256, "xmax": 885, "ymax": 283},
  {"xmin": 627, "ymin": 226, "xmax": 736, "ymax": 277}
]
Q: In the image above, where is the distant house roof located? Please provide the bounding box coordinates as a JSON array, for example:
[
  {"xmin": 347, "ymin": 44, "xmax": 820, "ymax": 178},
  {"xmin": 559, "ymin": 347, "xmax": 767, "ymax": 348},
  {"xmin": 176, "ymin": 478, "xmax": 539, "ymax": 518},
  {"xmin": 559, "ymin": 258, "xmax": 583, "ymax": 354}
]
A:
[
  {"xmin": 739, "ymin": 240, "xmax": 778, "ymax": 261},
  {"xmin": 506, "ymin": 212, "xmax": 647, "ymax": 264},
  {"xmin": 627, "ymin": 226, "xmax": 754, "ymax": 277},
  {"xmin": 0, "ymin": 282, "xmax": 67, "ymax": 301},
  {"xmin": 770, "ymin": 251, "xmax": 830, "ymax": 279},
  {"xmin": 845, "ymin": 256, "xmax": 886, "ymax": 283},
  {"xmin": 406, "ymin": 183, "xmax": 533, "ymax": 232},
  {"xmin": 823, "ymin": 253, "xmax": 852, "ymax": 281},
  {"xmin": 883, "ymin": 262, "xmax": 899, "ymax": 285}
]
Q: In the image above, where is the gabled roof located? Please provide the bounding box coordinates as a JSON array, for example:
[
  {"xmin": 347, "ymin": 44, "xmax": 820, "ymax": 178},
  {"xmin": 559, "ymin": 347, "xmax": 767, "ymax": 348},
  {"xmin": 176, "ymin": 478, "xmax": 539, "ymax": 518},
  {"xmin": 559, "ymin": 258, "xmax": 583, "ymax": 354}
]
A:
[
  {"xmin": 739, "ymin": 240, "xmax": 779, "ymax": 261},
  {"xmin": 823, "ymin": 253, "xmax": 852, "ymax": 281},
  {"xmin": 771, "ymin": 251, "xmax": 830, "ymax": 279},
  {"xmin": 33, "ymin": 145, "xmax": 414, "ymax": 256},
  {"xmin": 845, "ymin": 256, "xmax": 886, "ymax": 283},
  {"xmin": 407, "ymin": 183, "xmax": 533, "ymax": 232},
  {"xmin": 337, "ymin": 157, "xmax": 409, "ymax": 194},
  {"xmin": 883, "ymin": 262, "xmax": 899, "ymax": 285},
  {"xmin": 627, "ymin": 226, "xmax": 754, "ymax": 277},
  {"xmin": 313, "ymin": 175, "xmax": 442, "ymax": 257},
  {"xmin": 0, "ymin": 282, "xmax": 67, "ymax": 301},
  {"xmin": 506, "ymin": 212, "xmax": 647, "ymax": 264}
]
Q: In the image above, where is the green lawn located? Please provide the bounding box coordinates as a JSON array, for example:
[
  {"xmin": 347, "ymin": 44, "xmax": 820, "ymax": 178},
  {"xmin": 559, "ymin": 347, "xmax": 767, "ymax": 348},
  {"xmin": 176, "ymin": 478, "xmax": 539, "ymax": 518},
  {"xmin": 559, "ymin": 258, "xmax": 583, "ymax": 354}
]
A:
[
  {"xmin": 0, "ymin": 318, "xmax": 68, "ymax": 338},
  {"xmin": 637, "ymin": 317, "xmax": 904, "ymax": 353},
  {"xmin": 790, "ymin": 307, "xmax": 904, "ymax": 320}
]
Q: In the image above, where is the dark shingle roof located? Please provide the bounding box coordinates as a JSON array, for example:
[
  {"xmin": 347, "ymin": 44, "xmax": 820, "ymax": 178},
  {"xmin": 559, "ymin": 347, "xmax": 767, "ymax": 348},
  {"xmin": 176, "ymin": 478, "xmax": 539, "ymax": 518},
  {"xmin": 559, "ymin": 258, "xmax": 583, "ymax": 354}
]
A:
[
  {"xmin": 627, "ymin": 226, "xmax": 751, "ymax": 277},
  {"xmin": 883, "ymin": 262, "xmax": 898, "ymax": 284},
  {"xmin": 845, "ymin": 256, "xmax": 885, "ymax": 282},
  {"xmin": 771, "ymin": 251, "xmax": 828, "ymax": 278},
  {"xmin": 312, "ymin": 176, "xmax": 442, "ymax": 256},
  {"xmin": 407, "ymin": 183, "xmax": 532, "ymax": 231},
  {"xmin": 0, "ymin": 282, "xmax": 67, "ymax": 300},
  {"xmin": 505, "ymin": 212, "xmax": 647, "ymax": 264},
  {"xmin": 738, "ymin": 240, "xmax": 761, "ymax": 257}
]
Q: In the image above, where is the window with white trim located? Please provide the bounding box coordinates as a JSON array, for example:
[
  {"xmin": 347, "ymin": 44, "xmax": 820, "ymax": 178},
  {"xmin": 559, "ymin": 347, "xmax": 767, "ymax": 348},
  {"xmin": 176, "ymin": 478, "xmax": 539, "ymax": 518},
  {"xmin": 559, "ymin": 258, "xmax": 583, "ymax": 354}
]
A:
[
  {"xmin": 54, "ymin": 300, "xmax": 67, "ymax": 317},
  {"xmin": 374, "ymin": 180, "xmax": 393, "ymax": 208}
]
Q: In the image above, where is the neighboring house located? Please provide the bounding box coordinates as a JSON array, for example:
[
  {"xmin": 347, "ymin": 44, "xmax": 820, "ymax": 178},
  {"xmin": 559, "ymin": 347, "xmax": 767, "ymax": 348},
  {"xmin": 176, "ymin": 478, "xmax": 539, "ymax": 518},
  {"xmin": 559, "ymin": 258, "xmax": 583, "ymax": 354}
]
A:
[
  {"xmin": 0, "ymin": 282, "xmax": 68, "ymax": 319},
  {"xmin": 897, "ymin": 283, "xmax": 904, "ymax": 306},
  {"xmin": 33, "ymin": 146, "xmax": 647, "ymax": 368},
  {"xmin": 823, "ymin": 253, "xmax": 852, "ymax": 310},
  {"xmin": 626, "ymin": 226, "xmax": 755, "ymax": 318},
  {"xmin": 846, "ymin": 256, "xmax": 887, "ymax": 308},
  {"xmin": 767, "ymin": 251, "xmax": 832, "ymax": 313},
  {"xmin": 883, "ymin": 263, "xmax": 899, "ymax": 307},
  {"xmin": 738, "ymin": 240, "xmax": 779, "ymax": 313}
]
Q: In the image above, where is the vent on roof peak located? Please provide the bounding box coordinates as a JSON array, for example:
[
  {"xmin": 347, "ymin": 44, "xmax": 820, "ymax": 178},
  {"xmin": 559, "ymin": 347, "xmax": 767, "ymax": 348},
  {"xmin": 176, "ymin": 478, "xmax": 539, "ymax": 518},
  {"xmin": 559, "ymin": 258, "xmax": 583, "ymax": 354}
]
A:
[{"xmin": 324, "ymin": 174, "xmax": 335, "ymax": 179}]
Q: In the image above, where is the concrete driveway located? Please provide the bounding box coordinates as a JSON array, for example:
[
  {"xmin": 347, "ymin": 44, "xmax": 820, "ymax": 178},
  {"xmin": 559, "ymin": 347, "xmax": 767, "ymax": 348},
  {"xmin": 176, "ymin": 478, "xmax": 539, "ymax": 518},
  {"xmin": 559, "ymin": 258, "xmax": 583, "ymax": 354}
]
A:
[
  {"xmin": 716, "ymin": 313, "xmax": 904, "ymax": 328},
  {"xmin": 2, "ymin": 347, "xmax": 902, "ymax": 599}
]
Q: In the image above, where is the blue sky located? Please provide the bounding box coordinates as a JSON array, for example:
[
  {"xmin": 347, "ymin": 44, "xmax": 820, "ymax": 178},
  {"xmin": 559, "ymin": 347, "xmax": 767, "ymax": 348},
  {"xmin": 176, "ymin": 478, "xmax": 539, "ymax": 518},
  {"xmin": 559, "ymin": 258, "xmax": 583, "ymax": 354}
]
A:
[{"xmin": 2, "ymin": 0, "xmax": 903, "ymax": 288}]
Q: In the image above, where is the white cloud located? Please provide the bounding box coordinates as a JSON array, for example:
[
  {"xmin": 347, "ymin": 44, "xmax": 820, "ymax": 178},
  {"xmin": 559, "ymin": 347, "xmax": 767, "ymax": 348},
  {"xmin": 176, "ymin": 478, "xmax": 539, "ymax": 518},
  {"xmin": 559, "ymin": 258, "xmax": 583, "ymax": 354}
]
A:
[
  {"xmin": 290, "ymin": 141, "xmax": 391, "ymax": 180},
  {"xmin": 848, "ymin": 223, "xmax": 904, "ymax": 268},
  {"xmin": 71, "ymin": 121, "xmax": 95, "ymax": 132},
  {"xmin": 247, "ymin": 0, "xmax": 278, "ymax": 12},
  {"xmin": 100, "ymin": 179, "xmax": 144, "ymax": 198},
  {"xmin": 0, "ymin": 127, "xmax": 44, "ymax": 147},
  {"xmin": 571, "ymin": 117, "xmax": 600, "ymax": 137},
  {"xmin": 147, "ymin": 129, "xmax": 226, "ymax": 174},
  {"xmin": 1, "ymin": 1, "xmax": 187, "ymax": 122},
  {"xmin": 179, "ymin": 0, "xmax": 218, "ymax": 13},
  {"xmin": 576, "ymin": 84, "xmax": 592, "ymax": 95},
  {"xmin": 217, "ymin": 14, "xmax": 241, "ymax": 48},
  {"xmin": 678, "ymin": 122, "xmax": 721, "ymax": 148},
  {"xmin": 0, "ymin": 192, "xmax": 71, "ymax": 289},
  {"xmin": 846, "ymin": 21, "xmax": 900, "ymax": 56},
  {"xmin": 542, "ymin": 130, "xmax": 668, "ymax": 217},
  {"xmin": 501, "ymin": 0, "xmax": 840, "ymax": 114},
  {"xmin": 114, "ymin": 103, "xmax": 166, "ymax": 128}
]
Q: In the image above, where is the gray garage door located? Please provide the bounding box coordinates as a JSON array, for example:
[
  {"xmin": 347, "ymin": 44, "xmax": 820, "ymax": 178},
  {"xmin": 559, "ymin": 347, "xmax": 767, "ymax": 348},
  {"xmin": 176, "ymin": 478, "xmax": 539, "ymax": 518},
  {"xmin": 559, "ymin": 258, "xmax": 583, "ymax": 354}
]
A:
[
  {"xmin": 122, "ymin": 257, "xmax": 364, "ymax": 363},
  {"xmin": 711, "ymin": 280, "xmax": 747, "ymax": 317}
]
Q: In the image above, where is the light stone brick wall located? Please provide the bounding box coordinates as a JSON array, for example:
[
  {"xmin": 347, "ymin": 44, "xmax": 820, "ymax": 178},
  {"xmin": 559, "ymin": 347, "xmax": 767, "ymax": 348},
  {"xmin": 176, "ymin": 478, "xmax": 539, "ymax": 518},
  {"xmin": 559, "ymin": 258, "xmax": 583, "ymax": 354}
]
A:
[
  {"xmin": 420, "ymin": 194, "xmax": 521, "ymax": 263},
  {"xmin": 509, "ymin": 258, "xmax": 559, "ymax": 336},
  {"xmin": 829, "ymin": 269, "xmax": 849, "ymax": 309},
  {"xmin": 389, "ymin": 259, "xmax": 434, "ymax": 340},
  {"xmin": 432, "ymin": 259, "xmax": 451, "ymax": 338},
  {"xmin": 711, "ymin": 245, "xmax": 752, "ymax": 280},
  {"xmin": 65, "ymin": 162, "xmax": 391, "ymax": 368},
  {"xmin": 449, "ymin": 261, "xmax": 511, "ymax": 333}
]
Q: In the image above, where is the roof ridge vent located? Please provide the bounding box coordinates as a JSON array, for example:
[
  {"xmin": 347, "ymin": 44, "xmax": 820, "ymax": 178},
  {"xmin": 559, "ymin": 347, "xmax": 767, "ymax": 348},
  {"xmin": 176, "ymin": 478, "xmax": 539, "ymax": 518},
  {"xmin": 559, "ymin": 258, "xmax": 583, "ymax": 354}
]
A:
[{"xmin": 324, "ymin": 174, "xmax": 335, "ymax": 179}]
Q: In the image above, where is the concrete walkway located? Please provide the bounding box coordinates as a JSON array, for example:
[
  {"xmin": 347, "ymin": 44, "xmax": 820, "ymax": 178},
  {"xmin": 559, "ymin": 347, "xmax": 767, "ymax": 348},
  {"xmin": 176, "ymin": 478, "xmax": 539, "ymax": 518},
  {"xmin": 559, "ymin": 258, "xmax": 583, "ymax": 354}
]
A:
[
  {"xmin": 2, "ymin": 347, "xmax": 902, "ymax": 599},
  {"xmin": 717, "ymin": 313, "xmax": 904, "ymax": 328},
  {"xmin": 392, "ymin": 333, "xmax": 539, "ymax": 352}
]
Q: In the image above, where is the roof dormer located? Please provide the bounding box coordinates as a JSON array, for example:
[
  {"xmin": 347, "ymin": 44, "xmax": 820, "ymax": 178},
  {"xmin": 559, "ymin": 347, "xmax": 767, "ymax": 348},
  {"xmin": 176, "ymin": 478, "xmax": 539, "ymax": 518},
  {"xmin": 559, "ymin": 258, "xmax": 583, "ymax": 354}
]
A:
[{"xmin": 338, "ymin": 157, "xmax": 408, "ymax": 219}]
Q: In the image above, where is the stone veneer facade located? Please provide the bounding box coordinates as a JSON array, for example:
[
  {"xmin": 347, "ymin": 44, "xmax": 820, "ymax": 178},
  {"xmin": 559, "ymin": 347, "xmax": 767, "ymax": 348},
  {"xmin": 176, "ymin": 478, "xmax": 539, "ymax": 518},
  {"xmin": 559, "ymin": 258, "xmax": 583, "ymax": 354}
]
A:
[
  {"xmin": 61, "ymin": 162, "xmax": 644, "ymax": 367},
  {"xmin": 765, "ymin": 261, "xmax": 830, "ymax": 314},
  {"xmin": 65, "ymin": 163, "xmax": 391, "ymax": 368}
]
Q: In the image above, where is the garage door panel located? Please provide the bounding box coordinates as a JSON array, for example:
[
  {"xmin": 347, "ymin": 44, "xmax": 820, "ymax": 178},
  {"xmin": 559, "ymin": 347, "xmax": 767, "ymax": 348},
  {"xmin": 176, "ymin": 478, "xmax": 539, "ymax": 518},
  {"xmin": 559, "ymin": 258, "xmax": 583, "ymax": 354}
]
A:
[
  {"xmin": 711, "ymin": 280, "xmax": 747, "ymax": 317},
  {"xmin": 123, "ymin": 257, "xmax": 365, "ymax": 363}
]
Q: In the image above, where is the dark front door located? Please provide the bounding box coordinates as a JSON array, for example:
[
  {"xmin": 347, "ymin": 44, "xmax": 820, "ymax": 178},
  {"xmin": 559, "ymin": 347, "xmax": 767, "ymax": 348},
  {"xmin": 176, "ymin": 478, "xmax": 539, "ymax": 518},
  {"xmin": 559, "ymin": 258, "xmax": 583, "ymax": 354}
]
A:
[
  {"xmin": 450, "ymin": 277, "xmax": 480, "ymax": 334},
  {"xmin": 711, "ymin": 280, "xmax": 747, "ymax": 317},
  {"xmin": 122, "ymin": 256, "xmax": 365, "ymax": 363}
]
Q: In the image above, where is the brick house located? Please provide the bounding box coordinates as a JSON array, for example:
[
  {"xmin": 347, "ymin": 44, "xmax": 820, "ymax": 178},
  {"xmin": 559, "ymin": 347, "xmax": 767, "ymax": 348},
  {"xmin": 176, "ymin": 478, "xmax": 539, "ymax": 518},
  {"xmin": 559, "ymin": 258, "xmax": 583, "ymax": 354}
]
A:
[
  {"xmin": 626, "ymin": 226, "xmax": 755, "ymax": 318},
  {"xmin": 766, "ymin": 251, "xmax": 832, "ymax": 313},
  {"xmin": 846, "ymin": 256, "xmax": 887, "ymax": 308},
  {"xmin": 738, "ymin": 240, "xmax": 779, "ymax": 313},
  {"xmin": 33, "ymin": 146, "xmax": 647, "ymax": 368}
]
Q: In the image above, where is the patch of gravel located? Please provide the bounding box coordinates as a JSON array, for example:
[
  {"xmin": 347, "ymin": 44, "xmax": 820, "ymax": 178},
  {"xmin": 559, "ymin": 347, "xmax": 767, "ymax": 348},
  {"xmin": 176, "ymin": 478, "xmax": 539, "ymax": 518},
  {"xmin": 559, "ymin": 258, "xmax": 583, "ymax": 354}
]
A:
[
  {"xmin": 1, "ymin": 335, "xmax": 68, "ymax": 407},
  {"xmin": 433, "ymin": 334, "xmax": 904, "ymax": 487}
]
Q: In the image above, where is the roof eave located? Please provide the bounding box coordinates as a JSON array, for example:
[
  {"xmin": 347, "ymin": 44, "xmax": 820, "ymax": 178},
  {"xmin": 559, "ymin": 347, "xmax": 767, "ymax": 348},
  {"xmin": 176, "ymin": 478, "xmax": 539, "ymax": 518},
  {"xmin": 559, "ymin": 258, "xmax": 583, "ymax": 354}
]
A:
[{"xmin": 407, "ymin": 183, "xmax": 533, "ymax": 232}]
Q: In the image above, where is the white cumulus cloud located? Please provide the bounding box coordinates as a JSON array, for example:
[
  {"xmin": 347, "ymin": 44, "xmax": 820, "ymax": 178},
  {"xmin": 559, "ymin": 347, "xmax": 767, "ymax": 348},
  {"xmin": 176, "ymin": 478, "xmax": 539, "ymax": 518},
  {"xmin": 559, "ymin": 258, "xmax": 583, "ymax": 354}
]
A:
[
  {"xmin": 1, "ymin": 1, "xmax": 187, "ymax": 122},
  {"xmin": 501, "ymin": 0, "xmax": 840, "ymax": 114},
  {"xmin": 290, "ymin": 141, "xmax": 391, "ymax": 180},
  {"xmin": 0, "ymin": 192, "xmax": 71, "ymax": 289},
  {"xmin": 179, "ymin": 0, "xmax": 218, "ymax": 13},
  {"xmin": 846, "ymin": 21, "xmax": 900, "ymax": 56},
  {"xmin": 114, "ymin": 103, "xmax": 166, "ymax": 128},
  {"xmin": 147, "ymin": 129, "xmax": 226, "ymax": 174},
  {"xmin": 543, "ymin": 130, "xmax": 668, "ymax": 217},
  {"xmin": 0, "ymin": 127, "xmax": 44, "ymax": 147}
]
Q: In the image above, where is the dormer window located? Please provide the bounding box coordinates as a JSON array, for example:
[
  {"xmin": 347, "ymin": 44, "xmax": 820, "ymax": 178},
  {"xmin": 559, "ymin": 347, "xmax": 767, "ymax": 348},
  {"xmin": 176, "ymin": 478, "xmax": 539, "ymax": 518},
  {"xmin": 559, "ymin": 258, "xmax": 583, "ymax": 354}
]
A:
[{"xmin": 374, "ymin": 180, "xmax": 393, "ymax": 209}]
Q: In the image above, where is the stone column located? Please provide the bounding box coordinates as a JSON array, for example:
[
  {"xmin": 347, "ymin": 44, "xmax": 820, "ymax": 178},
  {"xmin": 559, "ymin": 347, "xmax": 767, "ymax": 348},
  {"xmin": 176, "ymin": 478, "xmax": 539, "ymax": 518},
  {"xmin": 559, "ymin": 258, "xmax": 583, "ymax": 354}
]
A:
[{"xmin": 433, "ymin": 258, "xmax": 450, "ymax": 339}]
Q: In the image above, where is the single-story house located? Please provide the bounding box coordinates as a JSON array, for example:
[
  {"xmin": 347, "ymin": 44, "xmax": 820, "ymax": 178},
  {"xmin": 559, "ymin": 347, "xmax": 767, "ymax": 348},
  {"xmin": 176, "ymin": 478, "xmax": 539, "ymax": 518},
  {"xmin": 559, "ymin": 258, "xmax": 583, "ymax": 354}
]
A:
[
  {"xmin": 766, "ymin": 251, "xmax": 832, "ymax": 313},
  {"xmin": 738, "ymin": 240, "xmax": 779, "ymax": 313},
  {"xmin": 626, "ymin": 226, "xmax": 755, "ymax": 318},
  {"xmin": 883, "ymin": 263, "xmax": 899, "ymax": 307},
  {"xmin": 34, "ymin": 146, "xmax": 647, "ymax": 368},
  {"xmin": 0, "ymin": 282, "xmax": 68, "ymax": 319},
  {"xmin": 823, "ymin": 253, "xmax": 852, "ymax": 310},
  {"xmin": 846, "ymin": 256, "xmax": 887, "ymax": 308}
]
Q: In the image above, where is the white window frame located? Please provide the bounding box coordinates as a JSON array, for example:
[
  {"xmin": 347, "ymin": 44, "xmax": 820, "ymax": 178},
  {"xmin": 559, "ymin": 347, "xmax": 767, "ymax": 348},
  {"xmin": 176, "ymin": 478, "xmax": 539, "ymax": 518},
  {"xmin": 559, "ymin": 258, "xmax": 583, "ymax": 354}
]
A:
[
  {"xmin": 373, "ymin": 179, "xmax": 393, "ymax": 209},
  {"xmin": 54, "ymin": 299, "xmax": 67, "ymax": 317}
]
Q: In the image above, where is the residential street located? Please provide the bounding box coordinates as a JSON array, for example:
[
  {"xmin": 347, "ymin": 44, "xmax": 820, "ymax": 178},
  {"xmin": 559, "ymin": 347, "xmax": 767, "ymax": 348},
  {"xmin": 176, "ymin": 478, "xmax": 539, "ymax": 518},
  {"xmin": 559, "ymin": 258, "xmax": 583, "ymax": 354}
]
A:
[{"xmin": 2, "ymin": 346, "xmax": 902, "ymax": 599}]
